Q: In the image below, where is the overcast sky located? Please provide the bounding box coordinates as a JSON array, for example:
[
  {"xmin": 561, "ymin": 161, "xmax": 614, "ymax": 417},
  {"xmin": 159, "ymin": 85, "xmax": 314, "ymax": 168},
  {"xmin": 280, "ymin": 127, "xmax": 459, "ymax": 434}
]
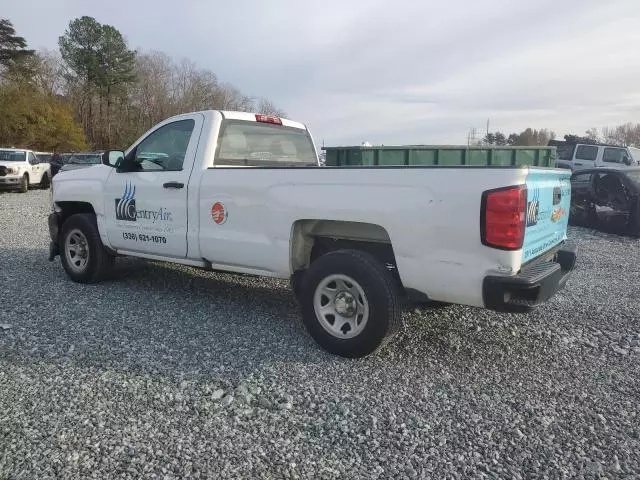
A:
[{"xmin": 5, "ymin": 0, "xmax": 640, "ymax": 146}]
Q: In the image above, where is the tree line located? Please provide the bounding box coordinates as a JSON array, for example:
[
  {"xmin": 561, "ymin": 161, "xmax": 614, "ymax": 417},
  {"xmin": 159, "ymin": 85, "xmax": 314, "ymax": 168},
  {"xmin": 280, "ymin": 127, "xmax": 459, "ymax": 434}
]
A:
[
  {"xmin": 0, "ymin": 17, "xmax": 285, "ymax": 152},
  {"xmin": 483, "ymin": 124, "xmax": 640, "ymax": 148}
]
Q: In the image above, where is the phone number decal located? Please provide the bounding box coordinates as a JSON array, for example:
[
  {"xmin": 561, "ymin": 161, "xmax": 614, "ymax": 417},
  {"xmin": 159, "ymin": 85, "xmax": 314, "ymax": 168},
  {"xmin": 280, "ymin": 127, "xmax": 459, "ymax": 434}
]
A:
[{"xmin": 123, "ymin": 232, "xmax": 167, "ymax": 244}]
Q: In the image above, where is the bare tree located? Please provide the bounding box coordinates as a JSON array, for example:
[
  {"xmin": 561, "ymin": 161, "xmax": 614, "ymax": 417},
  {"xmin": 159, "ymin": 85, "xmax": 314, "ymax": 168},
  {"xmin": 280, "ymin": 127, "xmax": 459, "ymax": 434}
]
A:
[{"xmin": 257, "ymin": 97, "xmax": 286, "ymax": 117}]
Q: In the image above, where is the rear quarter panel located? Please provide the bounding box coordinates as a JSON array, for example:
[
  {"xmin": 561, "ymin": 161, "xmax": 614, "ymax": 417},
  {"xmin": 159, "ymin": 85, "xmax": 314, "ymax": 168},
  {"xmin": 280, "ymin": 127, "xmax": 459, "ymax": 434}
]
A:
[{"xmin": 196, "ymin": 167, "xmax": 530, "ymax": 306}]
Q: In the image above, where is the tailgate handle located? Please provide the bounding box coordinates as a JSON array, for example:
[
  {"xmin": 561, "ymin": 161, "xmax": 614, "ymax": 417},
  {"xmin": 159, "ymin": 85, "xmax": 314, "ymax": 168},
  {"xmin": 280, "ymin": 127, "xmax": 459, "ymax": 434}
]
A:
[{"xmin": 163, "ymin": 181, "xmax": 184, "ymax": 189}]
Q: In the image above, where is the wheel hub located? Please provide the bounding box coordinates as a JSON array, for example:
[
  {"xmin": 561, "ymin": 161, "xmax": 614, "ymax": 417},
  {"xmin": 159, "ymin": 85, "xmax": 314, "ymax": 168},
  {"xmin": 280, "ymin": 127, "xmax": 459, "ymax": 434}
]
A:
[{"xmin": 334, "ymin": 291, "xmax": 357, "ymax": 317}]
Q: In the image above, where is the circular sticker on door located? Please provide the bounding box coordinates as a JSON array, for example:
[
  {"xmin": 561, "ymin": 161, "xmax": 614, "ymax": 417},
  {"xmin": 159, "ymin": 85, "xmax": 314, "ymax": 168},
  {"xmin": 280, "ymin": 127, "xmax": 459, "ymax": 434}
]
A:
[{"xmin": 211, "ymin": 202, "xmax": 228, "ymax": 225}]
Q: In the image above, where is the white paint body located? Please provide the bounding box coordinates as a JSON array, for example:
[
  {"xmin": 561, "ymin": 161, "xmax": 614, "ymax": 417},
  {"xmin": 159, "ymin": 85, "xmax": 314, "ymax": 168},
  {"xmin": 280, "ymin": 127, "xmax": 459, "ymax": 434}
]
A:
[
  {"xmin": 0, "ymin": 148, "xmax": 51, "ymax": 187},
  {"xmin": 51, "ymin": 111, "xmax": 552, "ymax": 308}
]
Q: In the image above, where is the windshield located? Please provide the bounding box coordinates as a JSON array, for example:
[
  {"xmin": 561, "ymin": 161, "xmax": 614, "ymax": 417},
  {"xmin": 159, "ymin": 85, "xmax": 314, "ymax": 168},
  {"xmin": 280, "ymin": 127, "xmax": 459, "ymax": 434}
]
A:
[
  {"xmin": 0, "ymin": 150, "xmax": 26, "ymax": 162},
  {"xmin": 216, "ymin": 120, "xmax": 317, "ymax": 166},
  {"xmin": 67, "ymin": 154, "xmax": 102, "ymax": 165}
]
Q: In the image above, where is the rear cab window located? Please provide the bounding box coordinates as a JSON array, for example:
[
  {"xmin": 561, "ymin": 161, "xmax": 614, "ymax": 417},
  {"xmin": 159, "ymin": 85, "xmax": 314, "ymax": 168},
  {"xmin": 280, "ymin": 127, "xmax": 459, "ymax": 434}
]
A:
[
  {"xmin": 575, "ymin": 145, "xmax": 598, "ymax": 161},
  {"xmin": 556, "ymin": 144, "xmax": 576, "ymax": 160},
  {"xmin": 215, "ymin": 120, "xmax": 317, "ymax": 167}
]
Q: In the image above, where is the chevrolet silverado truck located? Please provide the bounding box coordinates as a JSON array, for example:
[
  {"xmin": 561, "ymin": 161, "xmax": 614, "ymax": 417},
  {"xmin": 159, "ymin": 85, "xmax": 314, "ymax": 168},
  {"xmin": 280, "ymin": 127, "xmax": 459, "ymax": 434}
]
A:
[
  {"xmin": 0, "ymin": 148, "xmax": 52, "ymax": 192},
  {"xmin": 48, "ymin": 110, "xmax": 576, "ymax": 357}
]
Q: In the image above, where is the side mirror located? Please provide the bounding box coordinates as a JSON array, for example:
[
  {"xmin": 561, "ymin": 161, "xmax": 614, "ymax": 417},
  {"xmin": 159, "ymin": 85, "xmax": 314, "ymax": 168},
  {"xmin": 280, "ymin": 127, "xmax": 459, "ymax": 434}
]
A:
[
  {"xmin": 102, "ymin": 150, "xmax": 125, "ymax": 168},
  {"xmin": 623, "ymin": 156, "xmax": 632, "ymax": 166}
]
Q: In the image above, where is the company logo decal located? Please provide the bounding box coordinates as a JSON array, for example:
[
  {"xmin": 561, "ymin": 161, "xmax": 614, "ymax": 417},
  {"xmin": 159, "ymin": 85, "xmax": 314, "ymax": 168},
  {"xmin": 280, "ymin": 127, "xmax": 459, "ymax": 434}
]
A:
[
  {"xmin": 551, "ymin": 207, "xmax": 567, "ymax": 223},
  {"xmin": 115, "ymin": 182, "xmax": 172, "ymax": 223},
  {"xmin": 115, "ymin": 182, "xmax": 136, "ymax": 221},
  {"xmin": 211, "ymin": 202, "xmax": 228, "ymax": 225},
  {"xmin": 526, "ymin": 188, "xmax": 540, "ymax": 227}
]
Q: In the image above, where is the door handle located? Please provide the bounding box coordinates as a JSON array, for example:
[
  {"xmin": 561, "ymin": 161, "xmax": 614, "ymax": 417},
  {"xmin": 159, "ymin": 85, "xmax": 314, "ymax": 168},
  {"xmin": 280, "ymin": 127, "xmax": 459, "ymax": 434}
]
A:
[{"xmin": 163, "ymin": 181, "xmax": 184, "ymax": 189}]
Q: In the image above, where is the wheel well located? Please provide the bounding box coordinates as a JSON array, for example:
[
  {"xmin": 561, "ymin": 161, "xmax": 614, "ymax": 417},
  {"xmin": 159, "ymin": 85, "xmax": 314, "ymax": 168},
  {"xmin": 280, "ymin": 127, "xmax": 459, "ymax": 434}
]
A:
[
  {"xmin": 290, "ymin": 220, "xmax": 401, "ymax": 285},
  {"xmin": 56, "ymin": 201, "xmax": 96, "ymax": 225}
]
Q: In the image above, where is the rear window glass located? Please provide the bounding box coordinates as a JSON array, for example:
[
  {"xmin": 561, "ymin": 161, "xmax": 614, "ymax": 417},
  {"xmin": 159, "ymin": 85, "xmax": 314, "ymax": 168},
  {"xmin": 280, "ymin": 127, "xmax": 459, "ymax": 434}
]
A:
[
  {"xmin": 603, "ymin": 148, "xmax": 627, "ymax": 163},
  {"xmin": 575, "ymin": 145, "xmax": 598, "ymax": 161},
  {"xmin": 216, "ymin": 121, "xmax": 317, "ymax": 166},
  {"xmin": 555, "ymin": 144, "xmax": 575, "ymax": 160}
]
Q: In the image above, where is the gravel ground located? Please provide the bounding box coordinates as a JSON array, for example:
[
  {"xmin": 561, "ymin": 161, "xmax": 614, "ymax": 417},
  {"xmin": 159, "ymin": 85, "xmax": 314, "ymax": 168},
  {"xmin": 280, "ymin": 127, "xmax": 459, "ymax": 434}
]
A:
[{"xmin": 0, "ymin": 189, "xmax": 639, "ymax": 479}]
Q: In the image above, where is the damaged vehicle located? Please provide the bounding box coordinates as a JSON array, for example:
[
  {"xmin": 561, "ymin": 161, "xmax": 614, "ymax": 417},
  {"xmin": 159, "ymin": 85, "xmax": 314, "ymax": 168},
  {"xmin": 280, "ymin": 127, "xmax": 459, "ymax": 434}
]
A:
[{"xmin": 569, "ymin": 168, "xmax": 640, "ymax": 236}]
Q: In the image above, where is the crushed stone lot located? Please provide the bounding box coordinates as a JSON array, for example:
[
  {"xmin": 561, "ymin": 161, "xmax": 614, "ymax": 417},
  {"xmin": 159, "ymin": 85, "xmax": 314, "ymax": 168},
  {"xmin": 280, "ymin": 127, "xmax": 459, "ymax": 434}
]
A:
[{"xmin": 0, "ymin": 189, "xmax": 639, "ymax": 479}]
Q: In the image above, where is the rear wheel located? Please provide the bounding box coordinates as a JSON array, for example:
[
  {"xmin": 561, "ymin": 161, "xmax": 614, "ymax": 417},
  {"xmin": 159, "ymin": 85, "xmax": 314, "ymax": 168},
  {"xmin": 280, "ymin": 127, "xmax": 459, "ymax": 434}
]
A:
[
  {"xmin": 19, "ymin": 174, "xmax": 28, "ymax": 193},
  {"xmin": 59, "ymin": 213, "xmax": 114, "ymax": 283},
  {"xmin": 299, "ymin": 249, "xmax": 402, "ymax": 358}
]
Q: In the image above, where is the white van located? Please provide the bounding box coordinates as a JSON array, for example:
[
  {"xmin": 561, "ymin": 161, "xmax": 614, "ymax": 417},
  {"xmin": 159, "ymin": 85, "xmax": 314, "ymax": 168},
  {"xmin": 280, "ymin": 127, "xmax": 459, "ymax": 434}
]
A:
[{"xmin": 550, "ymin": 140, "xmax": 640, "ymax": 170}]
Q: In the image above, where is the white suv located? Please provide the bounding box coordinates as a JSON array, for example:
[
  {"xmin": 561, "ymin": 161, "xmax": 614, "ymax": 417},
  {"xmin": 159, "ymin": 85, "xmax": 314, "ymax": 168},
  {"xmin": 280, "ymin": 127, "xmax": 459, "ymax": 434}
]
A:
[{"xmin": 551, "ymin": 141, "xmax": 640, "ymax": 171}]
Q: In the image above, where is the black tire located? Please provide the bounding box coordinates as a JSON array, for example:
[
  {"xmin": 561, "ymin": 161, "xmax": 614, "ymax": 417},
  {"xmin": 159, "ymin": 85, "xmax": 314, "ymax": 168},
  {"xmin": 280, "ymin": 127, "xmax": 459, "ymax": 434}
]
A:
[
  {"xmin": 40, "ymin": 172, "xmax": 50, "ymax": 189},
  {"xmin": 19, "ymin": 174, "xmax": 28, "ymax": 193},
  {"xmin": 290, "ymin": 270, "xmax": 304, "ymax": 301},
  {"xmin": 299, "ymin": 249, "xmax": 402, "ymax": 358},
  {"xmin": 59, "ymin": 213, "xmax": 114, "ymax": 283}
]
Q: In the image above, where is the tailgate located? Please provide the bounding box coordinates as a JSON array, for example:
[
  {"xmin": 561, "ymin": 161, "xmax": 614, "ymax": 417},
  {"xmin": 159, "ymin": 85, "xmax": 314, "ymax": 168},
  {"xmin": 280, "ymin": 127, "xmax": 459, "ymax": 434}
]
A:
[{"xmin": 522, "ymin": 168, "xmax": 571, "ymax": 263}]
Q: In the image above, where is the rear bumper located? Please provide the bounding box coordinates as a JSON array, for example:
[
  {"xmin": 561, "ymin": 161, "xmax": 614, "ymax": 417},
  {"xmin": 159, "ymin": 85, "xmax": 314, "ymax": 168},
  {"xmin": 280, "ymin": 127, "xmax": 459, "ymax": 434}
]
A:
[{"xmin": 483, "ymin": 243, "xmax": 577, "ymax": 313}]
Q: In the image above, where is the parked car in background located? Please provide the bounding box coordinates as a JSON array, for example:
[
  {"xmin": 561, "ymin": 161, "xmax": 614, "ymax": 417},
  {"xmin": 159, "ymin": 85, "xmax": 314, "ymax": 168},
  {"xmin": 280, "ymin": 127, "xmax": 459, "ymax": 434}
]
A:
[
  {"xmin": 0, "ymin": 148, "xmax": 51, "ymax": 192},
  {"xmin": 58, "ymin": 151, "xmax": 104, "ymax": 173},
  {"xmin": 569, "ymin": 167, "xmax": 640, "ymax": 236},
  {"xmin": 549, "ymin": 140, "xmax": 640, "ymax": 171}
]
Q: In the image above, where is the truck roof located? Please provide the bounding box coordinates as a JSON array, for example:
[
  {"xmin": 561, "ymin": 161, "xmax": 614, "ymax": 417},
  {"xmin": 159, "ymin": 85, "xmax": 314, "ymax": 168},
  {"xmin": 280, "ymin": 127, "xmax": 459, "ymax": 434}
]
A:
[{"xmin": 163, "ymin": 110, "xmax": 308, "ymax": 131}]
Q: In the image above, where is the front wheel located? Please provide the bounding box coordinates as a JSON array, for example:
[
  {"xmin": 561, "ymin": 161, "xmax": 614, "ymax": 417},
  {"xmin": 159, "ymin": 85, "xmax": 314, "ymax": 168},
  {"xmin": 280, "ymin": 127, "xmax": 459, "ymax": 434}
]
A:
[
  {"xmin": 299, "ymin": 249, "xmax": 402, "ymax": 358},
  {"xmin": 59, "ymin": 213, "xmax": 114, "ymax": 283}
]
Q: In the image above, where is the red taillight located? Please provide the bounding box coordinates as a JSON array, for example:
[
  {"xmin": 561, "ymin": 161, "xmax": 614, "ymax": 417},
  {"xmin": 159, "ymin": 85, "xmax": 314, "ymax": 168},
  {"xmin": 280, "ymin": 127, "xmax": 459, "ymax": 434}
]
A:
[
  {"xmin": 481, "ymin": 185, "xmax": 527, "ymax": 250},
  {"xmin": 255, "ymin": 114, "xmax": 282, "ymax": 125}
]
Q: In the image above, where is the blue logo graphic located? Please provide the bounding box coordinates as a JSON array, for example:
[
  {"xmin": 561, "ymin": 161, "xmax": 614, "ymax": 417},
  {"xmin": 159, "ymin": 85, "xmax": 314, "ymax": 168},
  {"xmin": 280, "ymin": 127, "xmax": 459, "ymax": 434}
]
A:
[{"xmin": 115, "ymin": 182, "xmax": 137, "ymax": 221}]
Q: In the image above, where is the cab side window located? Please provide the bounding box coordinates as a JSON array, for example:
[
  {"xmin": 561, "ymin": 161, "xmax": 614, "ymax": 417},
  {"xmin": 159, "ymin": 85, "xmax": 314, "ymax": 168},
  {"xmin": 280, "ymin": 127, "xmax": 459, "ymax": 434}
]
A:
[
  {"xmin": 575, "ymin": 145, "xmax": 598, "ymax": 161},
  {"xmin": 27, "ymin": 152, "xmax": 38, "ymax": 164},
  {"xmin": 132, "ymin": 119, "xmax": 195, "ymax": 172}
]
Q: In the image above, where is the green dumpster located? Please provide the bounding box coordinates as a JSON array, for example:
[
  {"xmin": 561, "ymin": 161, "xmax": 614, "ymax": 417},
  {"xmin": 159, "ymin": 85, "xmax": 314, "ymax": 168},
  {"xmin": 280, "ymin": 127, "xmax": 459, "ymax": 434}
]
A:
[{"xmin": 322, "ymin": 145, "xmax": 557, "ymax": 168}]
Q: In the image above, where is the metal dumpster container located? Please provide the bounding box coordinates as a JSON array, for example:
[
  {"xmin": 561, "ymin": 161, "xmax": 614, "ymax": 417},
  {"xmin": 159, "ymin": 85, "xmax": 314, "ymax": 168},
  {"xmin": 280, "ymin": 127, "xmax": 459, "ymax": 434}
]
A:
[{"xmin": 322, "ymin": 145, "xmax": 557, "ymax": 168}]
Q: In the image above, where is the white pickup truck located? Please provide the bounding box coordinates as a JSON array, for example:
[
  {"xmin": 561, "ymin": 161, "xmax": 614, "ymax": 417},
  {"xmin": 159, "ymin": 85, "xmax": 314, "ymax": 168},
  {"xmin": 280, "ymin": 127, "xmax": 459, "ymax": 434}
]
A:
[
  {"xmin": 48, "ymin": 110, "xmax": 577, "ymax": 357},
  {"xmin": 0, "ymin": 148, "xmax": 52, "ymax": 192}
]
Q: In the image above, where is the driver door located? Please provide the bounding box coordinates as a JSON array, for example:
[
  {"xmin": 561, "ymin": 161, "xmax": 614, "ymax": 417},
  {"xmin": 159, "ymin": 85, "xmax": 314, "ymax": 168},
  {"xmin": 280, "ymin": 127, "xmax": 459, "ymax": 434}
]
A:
[{"xmin": 104, "ymin": 114, "xmax": 204, "ymax": 257}]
